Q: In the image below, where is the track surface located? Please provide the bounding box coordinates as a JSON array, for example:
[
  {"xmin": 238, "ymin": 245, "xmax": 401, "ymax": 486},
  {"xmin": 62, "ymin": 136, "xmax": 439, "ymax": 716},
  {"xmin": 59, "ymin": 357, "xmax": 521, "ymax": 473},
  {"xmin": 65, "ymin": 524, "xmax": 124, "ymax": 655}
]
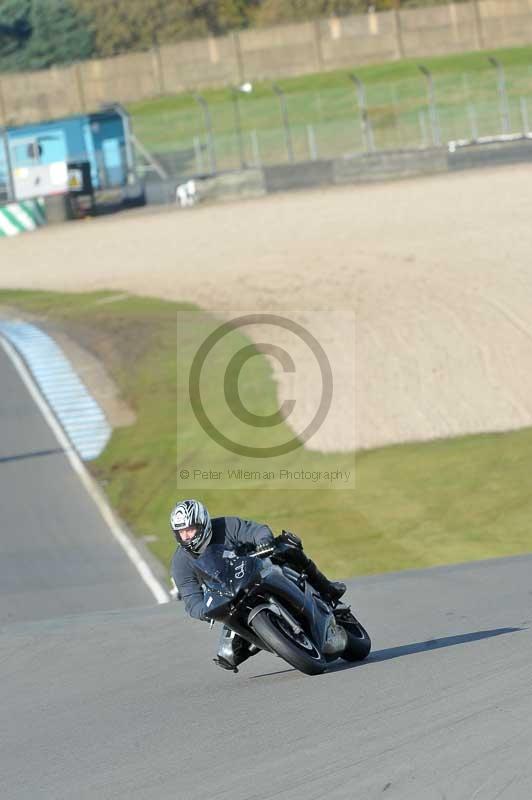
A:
[
  {"xmin": 2, "ymin": 554, "xmax": 532, "ymax": 799},
  {"xmin": 0, "ymin": 343, "xmax": 155, "ymax": 624}
]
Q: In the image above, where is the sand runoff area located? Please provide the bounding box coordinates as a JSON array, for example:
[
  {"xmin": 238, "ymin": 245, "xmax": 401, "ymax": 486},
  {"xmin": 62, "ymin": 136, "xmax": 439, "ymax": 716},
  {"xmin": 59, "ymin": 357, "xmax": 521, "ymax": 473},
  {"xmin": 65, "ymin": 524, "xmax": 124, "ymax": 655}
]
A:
[{"xmin": 2, "ymin": 163, "xmax": 532, "ymax": 453}]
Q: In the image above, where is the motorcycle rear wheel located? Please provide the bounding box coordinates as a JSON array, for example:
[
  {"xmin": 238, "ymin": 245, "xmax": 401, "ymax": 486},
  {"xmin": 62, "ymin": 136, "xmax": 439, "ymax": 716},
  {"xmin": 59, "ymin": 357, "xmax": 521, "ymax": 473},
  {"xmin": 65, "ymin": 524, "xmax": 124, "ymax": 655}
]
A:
[
  {"xmin": 337, "ymin": 612, "xmax": 371, "ymax": 662},
  {"xmin": 251, "ymin": 609, "xmax": 327, "ymax": 676}
]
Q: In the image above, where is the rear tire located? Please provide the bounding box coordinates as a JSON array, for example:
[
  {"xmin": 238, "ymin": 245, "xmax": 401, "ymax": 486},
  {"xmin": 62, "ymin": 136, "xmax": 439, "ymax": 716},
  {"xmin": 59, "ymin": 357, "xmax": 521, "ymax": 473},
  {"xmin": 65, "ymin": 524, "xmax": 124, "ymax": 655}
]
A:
[
  {"xmin": 338, "ymin": 612, "xmax": 371, "ymax": 662},
  {"xmin": 251, "ymin": 609, "xmax": 326, "ymax": 676}
]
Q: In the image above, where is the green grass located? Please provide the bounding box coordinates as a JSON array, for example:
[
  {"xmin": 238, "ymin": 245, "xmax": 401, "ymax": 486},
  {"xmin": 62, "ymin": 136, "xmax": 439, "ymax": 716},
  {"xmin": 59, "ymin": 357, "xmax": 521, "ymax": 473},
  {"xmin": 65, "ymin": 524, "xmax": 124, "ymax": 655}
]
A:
[
  {"xmin": 128, "ymin": 44, "xmax": 532, "ymax": 175},
  {"xmin": 2, "ymin": 289, "xmax": 532, "ymax": 582}
]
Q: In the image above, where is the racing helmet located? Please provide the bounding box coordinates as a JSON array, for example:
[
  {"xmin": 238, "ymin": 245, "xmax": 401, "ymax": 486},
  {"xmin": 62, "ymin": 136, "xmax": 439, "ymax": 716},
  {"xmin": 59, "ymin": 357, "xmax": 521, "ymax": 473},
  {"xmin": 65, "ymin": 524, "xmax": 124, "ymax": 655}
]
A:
[{"xmin": 170, "ymin": 498, "xmax": 212, "ymax": 556}]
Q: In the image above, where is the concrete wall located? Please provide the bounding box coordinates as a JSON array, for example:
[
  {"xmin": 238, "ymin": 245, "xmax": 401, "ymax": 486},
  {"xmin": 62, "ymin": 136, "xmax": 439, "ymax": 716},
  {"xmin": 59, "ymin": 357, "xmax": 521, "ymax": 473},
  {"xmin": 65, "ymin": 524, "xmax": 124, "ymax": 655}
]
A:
[
  {"xmin": 264, "ymin": 160, "xmax": 334, "ymax": 192},
  {"xmin": 334, "ymin": 147, "xmax": 449, "ymax": 183},
  {"xmin": 150, "ymin": 138, "xmax": 532, "ymax": 206},
  {"xmin": 5, "ymin": 1, "xmax": 530, "ymax": 127},
  {"xmin": 259, "ymin": 148, "xmax": 449, "ymax": 194}
]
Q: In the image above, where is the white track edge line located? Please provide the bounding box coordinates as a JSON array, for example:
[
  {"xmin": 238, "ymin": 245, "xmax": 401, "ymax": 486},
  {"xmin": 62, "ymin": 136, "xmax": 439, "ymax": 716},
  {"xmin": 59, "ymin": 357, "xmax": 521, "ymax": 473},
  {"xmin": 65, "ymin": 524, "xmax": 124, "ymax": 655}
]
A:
[{"xmin": 0, "ymin": 335, "xmax": 169, "ymax": 605}]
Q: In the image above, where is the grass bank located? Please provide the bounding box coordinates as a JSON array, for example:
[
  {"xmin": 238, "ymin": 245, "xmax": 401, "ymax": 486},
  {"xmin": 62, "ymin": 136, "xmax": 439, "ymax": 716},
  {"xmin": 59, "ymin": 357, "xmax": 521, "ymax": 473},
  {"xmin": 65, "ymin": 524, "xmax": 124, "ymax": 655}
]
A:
[
  {"xmin": 128, "ymin": 44, "xmax": 532, "ymax": 171},
  {"xmin": 2, "ymin": 288, "xmax": 531, "ymax": 581}
]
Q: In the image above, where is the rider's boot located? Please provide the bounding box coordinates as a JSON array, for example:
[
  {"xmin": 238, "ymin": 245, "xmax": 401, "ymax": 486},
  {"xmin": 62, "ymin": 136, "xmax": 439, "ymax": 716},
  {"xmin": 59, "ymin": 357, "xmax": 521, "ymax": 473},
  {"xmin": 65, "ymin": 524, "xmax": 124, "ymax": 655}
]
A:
[
  {"xmin": 273, "ymin": 535, "xmax": 346, "ymax": 605},
  {"xmin": 213, "ymin": 626, "xmax": 261, "ymax": 672},
  {"xmin": 305, "ymin": 560, "xmax": 346, "ymax": 604},
  {"xmin": 213, "ymin": 655, "xmax": 238, "ymax": 672}
]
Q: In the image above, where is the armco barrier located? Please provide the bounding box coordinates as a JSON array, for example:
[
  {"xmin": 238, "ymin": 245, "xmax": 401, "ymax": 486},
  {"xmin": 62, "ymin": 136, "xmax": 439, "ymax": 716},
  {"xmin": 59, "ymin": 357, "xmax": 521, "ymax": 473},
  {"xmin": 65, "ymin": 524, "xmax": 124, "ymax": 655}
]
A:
[
  {"xmin": 0, "ymin": 199, "xmax": 46, "ymax": 238},
  {"xmin": 447, "ymin": 137, "xmax": 532, "ymax": 171}
]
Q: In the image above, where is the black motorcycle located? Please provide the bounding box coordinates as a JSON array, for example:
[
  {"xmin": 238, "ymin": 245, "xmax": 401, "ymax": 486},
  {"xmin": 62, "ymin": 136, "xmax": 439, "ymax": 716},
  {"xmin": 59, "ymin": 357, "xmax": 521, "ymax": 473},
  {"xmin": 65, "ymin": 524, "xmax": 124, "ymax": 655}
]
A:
[{"xmin": 194, "ymin": 543, "xmax": 371, "ymax": 676}]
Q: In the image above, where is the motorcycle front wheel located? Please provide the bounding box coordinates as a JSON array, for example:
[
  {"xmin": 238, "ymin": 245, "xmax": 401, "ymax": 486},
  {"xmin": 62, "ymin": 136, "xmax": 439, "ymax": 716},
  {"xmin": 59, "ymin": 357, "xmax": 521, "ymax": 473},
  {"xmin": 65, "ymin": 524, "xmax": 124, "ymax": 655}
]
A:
[{"xmin": 251, "ymin": 608, "xmax": 327, "ymax": 676}]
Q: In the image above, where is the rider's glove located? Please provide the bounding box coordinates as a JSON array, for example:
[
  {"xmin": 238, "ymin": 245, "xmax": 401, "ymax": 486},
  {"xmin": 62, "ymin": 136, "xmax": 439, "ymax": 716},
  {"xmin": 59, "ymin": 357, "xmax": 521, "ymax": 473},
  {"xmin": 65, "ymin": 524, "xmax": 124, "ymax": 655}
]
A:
[
  {"xmin": 276, "ymin": 530, "xmax": 303, "ymax": 550},
  {"xmin": 272, "ymin": 530, "xmax": 305, "ymax": 565},
  {"xmin": 235, "ymin": 542, "xmax": 255, "ymax": 556}
]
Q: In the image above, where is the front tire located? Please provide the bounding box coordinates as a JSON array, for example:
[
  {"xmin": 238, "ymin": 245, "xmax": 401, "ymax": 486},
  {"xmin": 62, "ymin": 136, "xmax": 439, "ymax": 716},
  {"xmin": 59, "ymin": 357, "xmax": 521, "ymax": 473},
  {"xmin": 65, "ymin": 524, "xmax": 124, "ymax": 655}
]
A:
[{"xmin": 251, "ymin": 608, "xmax": 327, "ymax": 676}]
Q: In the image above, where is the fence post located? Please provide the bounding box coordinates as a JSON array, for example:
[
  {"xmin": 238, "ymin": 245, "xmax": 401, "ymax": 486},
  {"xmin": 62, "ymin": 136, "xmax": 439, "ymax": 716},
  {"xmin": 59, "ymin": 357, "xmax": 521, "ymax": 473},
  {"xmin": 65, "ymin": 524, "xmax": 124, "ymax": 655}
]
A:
[
  {"xmin": 418, "ymin": 111, "xmax": 429, "ymax": 148},
  {"xmin": 418, "ymin": 64, "xmax": 442, "ymax": 146},
  {"xmin": 468, "ymin": 104, "xmax": 479, "ymax": 140},
  {"xmin": 488, "ymin": 56, "xmax": 510, "ymax": 135},
  {"xmin": 273, "ymin": 83, "xmax": 294, "ymax": 163},
  {"xmin": 350, "ymin": 73, "xmax": 375, "ymax": 153},
  {"xmin": 193, "ymin": 94, "xmax": 217, "ymax": 174},
  {"xmin": 391, "ymin": 86, "xmax": 403, "ymax": 149},
  {"xmin": 193, "ymin": 136, "xmax": 204, "ymax": 173},
  {"xmin": 231, "ymin": 87, "xmax": 246, "ymax": 169},
  {"xmin": 250, "ymin": 130, "xmax": 261, "ymax": 167},
  {"xmin": 306, "ymin": 124, "xmax": 318, "ymax": 160},
  {"xmin": 520, "ymin": 97, "xmax": 529, "ymax": 135}
]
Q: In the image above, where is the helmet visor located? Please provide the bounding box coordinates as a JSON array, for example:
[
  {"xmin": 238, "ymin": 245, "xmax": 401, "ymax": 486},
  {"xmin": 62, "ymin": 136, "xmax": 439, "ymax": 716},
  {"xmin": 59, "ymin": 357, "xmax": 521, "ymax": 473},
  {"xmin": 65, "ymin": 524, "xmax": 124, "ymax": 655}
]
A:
[
  {"xmin": 178, "ymin": 524, "xmax": 200, "ymax": 541},
  {"xmin": 177, "ymin": 523, "xmax": 205, "ymax": 551}
]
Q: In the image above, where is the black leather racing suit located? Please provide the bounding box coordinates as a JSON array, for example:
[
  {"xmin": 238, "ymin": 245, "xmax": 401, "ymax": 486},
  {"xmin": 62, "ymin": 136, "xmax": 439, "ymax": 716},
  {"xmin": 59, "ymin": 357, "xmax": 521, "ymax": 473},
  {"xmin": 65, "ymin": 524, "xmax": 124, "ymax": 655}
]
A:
[{"xmin": 172, "ymin": 516, "xmax": 274, "ymax": 621}]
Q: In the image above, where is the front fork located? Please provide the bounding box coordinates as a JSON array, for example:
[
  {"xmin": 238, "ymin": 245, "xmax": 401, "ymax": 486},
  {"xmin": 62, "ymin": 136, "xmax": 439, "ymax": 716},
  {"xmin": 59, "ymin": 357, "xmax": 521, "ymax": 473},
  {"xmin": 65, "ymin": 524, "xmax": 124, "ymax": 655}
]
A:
[{"xmin": 248, "ymin": 598, "xmax": 303, "ymax": 635}]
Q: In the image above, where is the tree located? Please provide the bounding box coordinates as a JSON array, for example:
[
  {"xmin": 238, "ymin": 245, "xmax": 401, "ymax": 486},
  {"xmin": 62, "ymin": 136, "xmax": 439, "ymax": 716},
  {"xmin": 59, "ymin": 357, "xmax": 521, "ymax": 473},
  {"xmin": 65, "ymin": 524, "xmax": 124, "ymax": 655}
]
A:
[
  {"xmin": 73, "ymin": 0, "xmax": 204, "ymax": 56},
  {"xmin": 25, "ymin": 0, "xmax": 93, "ymax": 69},
  {"xmin": 251, "ymin": 0, "xmax": 367, "ymax": 27},
  {"xmin": 0, "ymin": 0, "xmax": 32, "ymax": 70},
  {"xmin": 72, "ymin": 0, "xmax": 255, "ymax": 57},
  {"xmin": 0, "ymin": 0, "xmax": 93, "ymax": 73}
]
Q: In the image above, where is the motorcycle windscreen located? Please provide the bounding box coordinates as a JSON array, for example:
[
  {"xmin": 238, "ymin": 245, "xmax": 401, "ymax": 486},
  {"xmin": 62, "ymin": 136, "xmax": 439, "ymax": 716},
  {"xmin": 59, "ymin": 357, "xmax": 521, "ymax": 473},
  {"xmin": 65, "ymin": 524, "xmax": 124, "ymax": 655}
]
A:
[{"xmin": 193, "ymin": 544, "xmax": 259, "ymax": 596}]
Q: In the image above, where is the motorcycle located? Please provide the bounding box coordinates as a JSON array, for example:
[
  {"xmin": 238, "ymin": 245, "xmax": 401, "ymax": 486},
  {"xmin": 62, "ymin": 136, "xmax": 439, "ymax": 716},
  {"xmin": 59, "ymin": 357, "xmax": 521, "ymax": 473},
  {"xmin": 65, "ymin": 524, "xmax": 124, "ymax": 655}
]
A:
[{"xmin": 194, "ymin": 543, "xmax": 371, "ymax": 676}]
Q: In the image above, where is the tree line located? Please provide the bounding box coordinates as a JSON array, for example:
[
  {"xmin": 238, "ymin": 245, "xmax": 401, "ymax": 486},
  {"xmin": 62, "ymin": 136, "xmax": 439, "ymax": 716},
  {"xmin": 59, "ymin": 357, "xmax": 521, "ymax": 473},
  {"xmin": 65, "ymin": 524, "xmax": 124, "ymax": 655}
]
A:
[{"xmin": 0, "ymin": 0, "xmax": 465, "ymax": 73}]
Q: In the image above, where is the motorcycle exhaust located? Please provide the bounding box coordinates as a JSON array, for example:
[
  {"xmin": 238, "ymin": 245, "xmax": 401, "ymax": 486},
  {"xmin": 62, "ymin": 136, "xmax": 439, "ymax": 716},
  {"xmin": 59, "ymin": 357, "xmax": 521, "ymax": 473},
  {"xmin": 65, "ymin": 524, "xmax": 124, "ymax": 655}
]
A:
[
  {"xmin": 323, "ymin": 618, "xmax": 348, "ymax": 655},
  {"xmin": 248, "ymin": 600, "xmax": 303, "ymax": 635}
]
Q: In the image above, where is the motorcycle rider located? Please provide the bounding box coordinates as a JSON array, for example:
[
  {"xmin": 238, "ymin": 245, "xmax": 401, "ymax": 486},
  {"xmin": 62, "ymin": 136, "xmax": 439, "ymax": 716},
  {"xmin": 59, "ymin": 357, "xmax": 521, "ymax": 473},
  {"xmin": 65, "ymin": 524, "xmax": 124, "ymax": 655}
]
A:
[{"xmin": 170, "ymin": 498, "xmax": 346, "ymax": 672}]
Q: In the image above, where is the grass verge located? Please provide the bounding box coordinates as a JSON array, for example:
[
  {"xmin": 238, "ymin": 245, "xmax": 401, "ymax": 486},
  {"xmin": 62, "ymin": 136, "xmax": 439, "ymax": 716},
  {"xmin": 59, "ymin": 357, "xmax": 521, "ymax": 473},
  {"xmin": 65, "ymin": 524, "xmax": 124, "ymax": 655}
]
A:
[{"xmin": 2, "ymin": 288, "xmax": 531, "ymax": 581}]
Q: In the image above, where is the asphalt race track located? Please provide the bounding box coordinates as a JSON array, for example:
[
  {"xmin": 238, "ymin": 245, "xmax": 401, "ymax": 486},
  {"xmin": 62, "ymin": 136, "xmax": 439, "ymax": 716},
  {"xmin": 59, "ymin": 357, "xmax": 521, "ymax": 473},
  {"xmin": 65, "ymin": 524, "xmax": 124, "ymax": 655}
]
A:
[
  {"xmin": 0, "ymin": 343, "xmax": 156, "ymax": 625},
  {"xmin": 2, "ymin": 338, "xmax": 532, "ymax": 799},
  {"xmin": 2, "ymin": 554, "xmax": 532, "ymax": 799}
]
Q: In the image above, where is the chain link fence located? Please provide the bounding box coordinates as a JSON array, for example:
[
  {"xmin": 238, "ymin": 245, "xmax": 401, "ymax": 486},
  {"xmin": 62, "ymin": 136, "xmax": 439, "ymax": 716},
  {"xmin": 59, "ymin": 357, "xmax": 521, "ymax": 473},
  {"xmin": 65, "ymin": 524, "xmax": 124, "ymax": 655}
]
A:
[{"xmin": 130, "ymin": 63, "xmax": 532, "ymax": 182}]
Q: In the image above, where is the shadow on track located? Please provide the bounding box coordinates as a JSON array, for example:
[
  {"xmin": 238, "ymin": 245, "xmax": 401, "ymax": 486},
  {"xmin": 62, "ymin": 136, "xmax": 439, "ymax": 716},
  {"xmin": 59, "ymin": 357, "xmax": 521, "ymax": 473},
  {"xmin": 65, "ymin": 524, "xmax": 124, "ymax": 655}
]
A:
[
  {"xmin": 0, "ymin": 447, "xmax": 65, "ymax": 464},
  {"xmin": 249, "ymin": 627, "xmax": 524, "ymax": 679},
  {"xmin": 250, "ymin": 667, "xmax": 296, "ymax": 679},
  {"xmin": 328, "ymin": 626, "xmax": 524, "ymax": 673}
]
